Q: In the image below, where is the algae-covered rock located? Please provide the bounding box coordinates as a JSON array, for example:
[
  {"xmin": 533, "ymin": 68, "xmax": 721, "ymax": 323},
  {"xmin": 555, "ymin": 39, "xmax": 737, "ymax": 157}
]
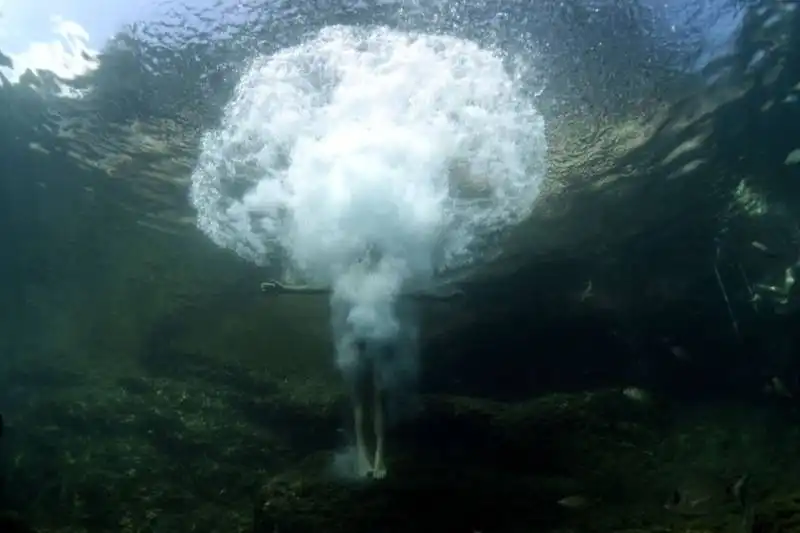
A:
[
  {"xmin": 0, "ymin": 511, "xmax": 37, "ymax": 533},
  {"xmin": 753, "ymin": 492, "xmax": 800, "ymax": 533},
  {"xmin": 253, "ymin": 457, "xmax": 564, "ymax": 533},
  {"xmin": 249, "ymin": 387, "xmax": 800, "ymax": 533},
  {"xmin": 252, "ymin": 391, "xmax": 667, "ymax": 533},
  {"xmin": 4, "ymin": 345, "xmax": 798, "ymax": 533}
]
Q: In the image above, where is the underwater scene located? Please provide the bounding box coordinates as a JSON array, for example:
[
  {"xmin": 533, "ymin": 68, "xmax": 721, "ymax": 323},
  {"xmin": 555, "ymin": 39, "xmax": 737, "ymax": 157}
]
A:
[{"xmin": 1, "ymin": 0, "xmax": 799, "ymax": 531}]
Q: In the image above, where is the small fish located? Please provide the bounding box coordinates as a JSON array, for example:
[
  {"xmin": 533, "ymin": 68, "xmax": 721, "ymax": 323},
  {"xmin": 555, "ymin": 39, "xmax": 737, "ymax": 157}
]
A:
[
  {"xmin": 580, "ymin": 281, "xmax": 593, "ymax": 301},
  {"xmin": 665, "ymin": 488, "xmax": 712, "ymax": 514},
  {"xmin": 670, "ymin": 345, "xmax": 691, "ymax": 361},
  {"xmin": 751, "ymin": 241, "xmax": 780, "ymax": 258},
  {"xmin": 728, "ymin": 474, "xmax": 749, "ymax": 508},
  {"xmin": 665, "ymin": 474, "xmax": 750, "ymax": 515},
  {"xmin": 557, "ymin": 495, "xmax": 591, "ymax": 509},
  {"xmin": 767, "ymin": 376, "xmax": 793, "ymax": 398},
  {"xmin": 622, "ymin": 387, "xmax": 651, "ymax": 403}
]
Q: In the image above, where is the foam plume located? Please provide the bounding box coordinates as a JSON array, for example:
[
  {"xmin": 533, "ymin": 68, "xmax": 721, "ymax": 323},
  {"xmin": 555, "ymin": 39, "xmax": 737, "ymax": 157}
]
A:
[{"xmin": 190, "ymin": 25, "xmax": 547, "ymax": 398}]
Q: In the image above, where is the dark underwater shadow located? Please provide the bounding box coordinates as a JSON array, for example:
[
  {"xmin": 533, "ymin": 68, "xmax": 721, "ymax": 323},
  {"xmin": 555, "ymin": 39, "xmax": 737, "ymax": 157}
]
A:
[
  {"xmin": 422, "ymin": 6, "xmax": 800, "ymax": 407},
  {"xmin": 133, "ymin": 284, "xmax": 344, "ymax": 464}
]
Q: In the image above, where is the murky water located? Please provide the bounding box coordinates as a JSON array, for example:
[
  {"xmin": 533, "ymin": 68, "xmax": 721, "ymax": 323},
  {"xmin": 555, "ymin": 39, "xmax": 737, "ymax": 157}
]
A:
[{"xmin": 0, "ymin": 1, "xmax": 799, "ymax": 532}]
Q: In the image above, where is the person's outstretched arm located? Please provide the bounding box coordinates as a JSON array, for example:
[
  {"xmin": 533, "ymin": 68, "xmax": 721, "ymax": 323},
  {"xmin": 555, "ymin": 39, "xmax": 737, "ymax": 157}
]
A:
[
  {"xmin": 260, "ymin": 280, "xmax": 465, "ymax": 300},
  {"xmin": 260, "ymin": 280, "xmax": 330, "ymax": 295},
  {"xmin": 409, "ymin": 286, "xmax": 465, "ymax": 301}
]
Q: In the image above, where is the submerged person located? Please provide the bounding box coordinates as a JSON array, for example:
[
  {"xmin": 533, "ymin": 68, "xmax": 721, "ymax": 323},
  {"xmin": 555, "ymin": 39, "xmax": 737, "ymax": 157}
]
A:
[
  {"xmin": 335, "ymin": 335, "xmax": 392, "ymax": 478},
  {"xmin": 260, "ymin": 266, "xmax": 463, "ymax": 479}
]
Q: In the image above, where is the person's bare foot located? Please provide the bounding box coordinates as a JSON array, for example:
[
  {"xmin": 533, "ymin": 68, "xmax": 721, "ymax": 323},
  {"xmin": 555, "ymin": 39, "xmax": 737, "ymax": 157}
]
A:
[
  {"xmin": 356, "ymin": 452, "xmax": 373, "ymax": 478},
  {"xmin": 373, "ymin": 445, "xmax": 387, "ymax": 479}
]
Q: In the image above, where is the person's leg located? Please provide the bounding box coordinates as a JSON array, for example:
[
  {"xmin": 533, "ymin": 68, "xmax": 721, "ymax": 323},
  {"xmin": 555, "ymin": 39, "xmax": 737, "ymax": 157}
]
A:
[
  {"xmin": 372, "ymin": 373, "xmax": 387, "ymax": 479},
  {"xmin": 372, "ymin": 343, "xmax": 394, "ymax": 479},
  {"xmin": 353, "ymin": 395, "xmax": 373, "ymax": 478},
  {"xmin": 350, "ymin": 339, "xmax": 374, "ymax": 478}
]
